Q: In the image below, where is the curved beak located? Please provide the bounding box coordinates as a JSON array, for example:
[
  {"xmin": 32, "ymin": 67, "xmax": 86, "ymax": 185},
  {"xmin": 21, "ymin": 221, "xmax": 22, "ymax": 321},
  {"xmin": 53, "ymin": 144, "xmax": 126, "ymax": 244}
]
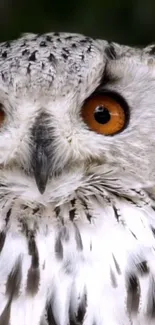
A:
[{"xmin": 33, "ymin": 144, "xmax": 50, "ymax": 194}]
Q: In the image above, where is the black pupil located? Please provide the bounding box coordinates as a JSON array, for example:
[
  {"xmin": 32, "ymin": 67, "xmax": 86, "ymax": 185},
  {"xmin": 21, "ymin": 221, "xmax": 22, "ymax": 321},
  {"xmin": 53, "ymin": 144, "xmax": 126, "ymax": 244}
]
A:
[{"xmin": 94, "ymin": 105, "xmax": 111, "ymax": 124}]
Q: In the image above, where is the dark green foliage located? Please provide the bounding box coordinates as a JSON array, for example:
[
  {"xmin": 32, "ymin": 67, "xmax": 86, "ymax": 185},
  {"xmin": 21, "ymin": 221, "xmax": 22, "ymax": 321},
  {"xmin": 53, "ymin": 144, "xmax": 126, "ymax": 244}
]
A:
[{"xmin": 0, "ymin": 0, "xmax": 155, "ymax": 45}]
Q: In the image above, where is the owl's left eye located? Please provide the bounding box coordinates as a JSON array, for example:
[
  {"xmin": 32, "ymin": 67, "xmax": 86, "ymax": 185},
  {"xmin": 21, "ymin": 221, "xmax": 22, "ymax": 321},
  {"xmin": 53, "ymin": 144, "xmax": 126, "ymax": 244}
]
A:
[{"xmin": 81, "ymin": 92, "xmax": 129, "ymax": 136}]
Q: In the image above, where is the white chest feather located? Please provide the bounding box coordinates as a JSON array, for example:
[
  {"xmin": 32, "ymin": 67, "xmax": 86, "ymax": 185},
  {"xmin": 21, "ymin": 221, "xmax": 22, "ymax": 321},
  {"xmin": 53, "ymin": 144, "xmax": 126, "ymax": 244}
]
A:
[{"xmin": 0, "ymin": 189, "xmax": 155, "ymax": 325}]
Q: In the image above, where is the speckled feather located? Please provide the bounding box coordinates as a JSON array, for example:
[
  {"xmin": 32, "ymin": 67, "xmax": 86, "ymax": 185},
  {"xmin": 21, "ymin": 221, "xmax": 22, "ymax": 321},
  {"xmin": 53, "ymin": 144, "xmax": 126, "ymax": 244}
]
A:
[{"xmin": 0, "ymin": 32, "xmax": 155, "ymax": 325}]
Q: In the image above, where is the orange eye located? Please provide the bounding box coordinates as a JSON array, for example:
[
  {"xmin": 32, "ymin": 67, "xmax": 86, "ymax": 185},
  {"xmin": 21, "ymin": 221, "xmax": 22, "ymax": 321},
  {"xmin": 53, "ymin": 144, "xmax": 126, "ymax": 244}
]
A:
[{"xmin": 81, "ymin": 93, "xmax": 128, "ymax": 136}]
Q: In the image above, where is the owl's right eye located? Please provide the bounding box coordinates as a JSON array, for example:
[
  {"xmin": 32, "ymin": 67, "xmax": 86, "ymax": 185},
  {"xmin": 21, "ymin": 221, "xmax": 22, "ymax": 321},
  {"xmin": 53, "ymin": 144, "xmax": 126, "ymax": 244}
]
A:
[
  {"xmin": 0, "ymin": 104, "xmax": 5, "ymax": 126},
  {"xmin": 81, "ymin": 91, "xmax": 129, "ymax": 136}
]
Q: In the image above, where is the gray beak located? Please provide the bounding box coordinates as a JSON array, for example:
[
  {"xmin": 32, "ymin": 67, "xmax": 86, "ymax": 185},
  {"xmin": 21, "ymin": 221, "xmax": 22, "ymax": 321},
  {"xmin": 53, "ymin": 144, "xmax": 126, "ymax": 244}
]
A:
[{"xmin": 33, "ymin": 143, "xmax": 50, "ymax": 194}]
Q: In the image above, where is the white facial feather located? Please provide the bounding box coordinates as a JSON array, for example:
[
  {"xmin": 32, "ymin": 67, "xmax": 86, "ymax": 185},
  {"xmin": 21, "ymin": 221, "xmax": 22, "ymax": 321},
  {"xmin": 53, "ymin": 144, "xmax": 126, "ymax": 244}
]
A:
[{"xmin": 0, "ymin": 32, "xmax": 155, "ymax": 325}]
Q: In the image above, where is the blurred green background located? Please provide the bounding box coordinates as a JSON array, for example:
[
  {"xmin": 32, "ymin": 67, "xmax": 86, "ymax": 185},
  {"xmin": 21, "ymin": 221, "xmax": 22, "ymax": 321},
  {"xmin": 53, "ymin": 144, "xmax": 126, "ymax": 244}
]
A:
[{"xmin": 0, "ymin": 0, "xmax": 155, "ymax": 45}]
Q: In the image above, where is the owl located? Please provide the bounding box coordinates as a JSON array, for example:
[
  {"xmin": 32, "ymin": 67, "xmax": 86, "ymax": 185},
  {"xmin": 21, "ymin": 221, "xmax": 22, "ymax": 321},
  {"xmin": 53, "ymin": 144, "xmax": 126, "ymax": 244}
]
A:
[{"xmin": 0, "ymin": 31, "xmax": 155, "ymax": 325}]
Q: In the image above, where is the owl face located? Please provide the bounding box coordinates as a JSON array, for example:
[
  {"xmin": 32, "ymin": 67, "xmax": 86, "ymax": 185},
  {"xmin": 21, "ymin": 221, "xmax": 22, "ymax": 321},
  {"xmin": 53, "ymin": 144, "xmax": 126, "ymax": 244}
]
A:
[{"xmin": 0, "ymin": 33, "xmax": 154, "ymax": 205}]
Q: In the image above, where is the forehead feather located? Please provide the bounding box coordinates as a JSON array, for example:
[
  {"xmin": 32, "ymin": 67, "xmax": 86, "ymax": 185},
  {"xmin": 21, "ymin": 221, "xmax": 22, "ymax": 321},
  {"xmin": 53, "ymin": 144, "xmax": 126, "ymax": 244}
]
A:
[
  {"xmin": 0, "ymin": 33, "xmax": 107, "ymax": 98},
  {"xmin": 0, "ymin": 32, "xmax": 154, "ymax": 100}
]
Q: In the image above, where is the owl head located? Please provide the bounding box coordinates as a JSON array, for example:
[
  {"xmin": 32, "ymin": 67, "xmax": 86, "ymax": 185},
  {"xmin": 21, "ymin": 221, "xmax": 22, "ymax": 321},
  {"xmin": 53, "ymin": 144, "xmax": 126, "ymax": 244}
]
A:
[{"xmin": 0, "ymin": 32, "xmax": 154, "ymax": 206}]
